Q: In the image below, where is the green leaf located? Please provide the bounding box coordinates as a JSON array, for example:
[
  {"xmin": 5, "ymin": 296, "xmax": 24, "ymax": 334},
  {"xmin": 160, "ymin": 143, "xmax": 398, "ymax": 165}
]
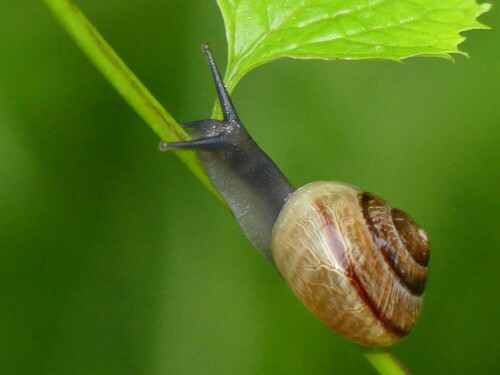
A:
[{"xmin": 217, "ymin": 0, "xmax": 491, "ymax": 91}]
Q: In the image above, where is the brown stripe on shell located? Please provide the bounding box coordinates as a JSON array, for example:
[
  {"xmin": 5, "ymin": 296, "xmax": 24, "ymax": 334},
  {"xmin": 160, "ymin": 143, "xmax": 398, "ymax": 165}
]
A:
[
  {"xmin": 391, "ymin": 208, "xmax": 430, "ymax": 266},
  {"xmin": 314, "ymin": 200, "xmax": 409, "ymax": 339},
  {"xmin": 359, "ymin": 192, "xmax": 429, "ymax": 295}
]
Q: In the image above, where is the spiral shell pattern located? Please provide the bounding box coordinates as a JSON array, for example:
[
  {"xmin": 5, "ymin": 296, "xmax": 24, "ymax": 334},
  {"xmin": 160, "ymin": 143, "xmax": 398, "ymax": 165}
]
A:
[{"xmin": 271, "ymin": 181, "xmax": 430, "ymax": 346}]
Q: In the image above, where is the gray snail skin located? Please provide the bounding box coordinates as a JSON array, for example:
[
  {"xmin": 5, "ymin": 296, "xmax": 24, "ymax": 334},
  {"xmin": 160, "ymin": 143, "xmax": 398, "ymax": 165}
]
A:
[{"xmin": 160, "ymin": 44, "xmax": 430, "ymax": 346}]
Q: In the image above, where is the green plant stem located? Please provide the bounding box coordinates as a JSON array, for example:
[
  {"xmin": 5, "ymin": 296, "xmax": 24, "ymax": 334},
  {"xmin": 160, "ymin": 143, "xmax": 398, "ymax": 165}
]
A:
[
  {"xmin": 41, "ymin": 0, "xmax": 223, "ymax": 203},
  {"xmin": 363, "ymin": 347, "xmax": 410, "ymax": 375},
  {"xmin": 41, "ymin": 1, "xmax": 412, "ymax": 374}
]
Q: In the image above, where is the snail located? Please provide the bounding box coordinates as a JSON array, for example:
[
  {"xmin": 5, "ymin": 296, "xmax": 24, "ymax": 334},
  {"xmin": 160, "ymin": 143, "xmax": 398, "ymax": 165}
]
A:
[{"xmin": 160, "ymin": 44, "xmax": 430, "ymax": 346}]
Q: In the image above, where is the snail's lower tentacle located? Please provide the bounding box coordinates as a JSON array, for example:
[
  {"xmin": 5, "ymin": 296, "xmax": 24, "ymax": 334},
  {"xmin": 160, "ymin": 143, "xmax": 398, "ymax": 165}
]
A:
[
  {"xmin": 181, "ymin": 120, "xmax": 210, "ymax": 129},
  {"xmin": 159, "ymin": 137, "xmax": 228, "ymax": 152}
]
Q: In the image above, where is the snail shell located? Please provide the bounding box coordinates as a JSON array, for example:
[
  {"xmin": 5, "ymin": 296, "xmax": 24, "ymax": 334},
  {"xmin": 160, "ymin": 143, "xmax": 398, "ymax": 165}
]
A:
[{"xmin": 271, "ymin": 181, "xmax": 430, "ymax": 346}]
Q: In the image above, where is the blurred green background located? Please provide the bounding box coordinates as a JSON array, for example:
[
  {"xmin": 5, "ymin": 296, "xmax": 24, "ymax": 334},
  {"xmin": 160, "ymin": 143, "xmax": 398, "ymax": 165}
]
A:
[{"xmin": 1, "ymin": 1, "xmax": 498, "ymax": 374}]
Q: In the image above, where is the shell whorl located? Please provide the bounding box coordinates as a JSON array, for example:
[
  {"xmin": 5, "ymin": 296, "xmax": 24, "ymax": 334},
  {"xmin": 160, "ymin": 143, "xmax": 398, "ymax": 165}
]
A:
[{"xmin": 271, "ymin": 181, "xmax": 430, "ymax": 346}]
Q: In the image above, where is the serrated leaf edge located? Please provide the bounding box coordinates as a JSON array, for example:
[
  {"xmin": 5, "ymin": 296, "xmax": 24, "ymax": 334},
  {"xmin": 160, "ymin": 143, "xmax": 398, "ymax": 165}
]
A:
[{"xmin": 218, "ymin": 1, "xmax": 492, "ymax": 93}]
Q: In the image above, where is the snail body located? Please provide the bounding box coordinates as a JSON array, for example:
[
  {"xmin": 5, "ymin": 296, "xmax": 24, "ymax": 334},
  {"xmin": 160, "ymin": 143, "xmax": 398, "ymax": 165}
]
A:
[{"xmin": 161, "ymin": 44, "xmax": 430, "ymax": 346}]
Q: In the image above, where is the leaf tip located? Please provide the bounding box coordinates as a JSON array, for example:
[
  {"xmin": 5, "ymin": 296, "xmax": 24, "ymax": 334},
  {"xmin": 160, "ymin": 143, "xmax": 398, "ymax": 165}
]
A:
[
  {"xmin": 475, "ymin": 2, "xmax": 493, "ymax": 29},
  {"xmin": 480, "ymin": 2, "xmax": 493, "ymax": 13}
]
